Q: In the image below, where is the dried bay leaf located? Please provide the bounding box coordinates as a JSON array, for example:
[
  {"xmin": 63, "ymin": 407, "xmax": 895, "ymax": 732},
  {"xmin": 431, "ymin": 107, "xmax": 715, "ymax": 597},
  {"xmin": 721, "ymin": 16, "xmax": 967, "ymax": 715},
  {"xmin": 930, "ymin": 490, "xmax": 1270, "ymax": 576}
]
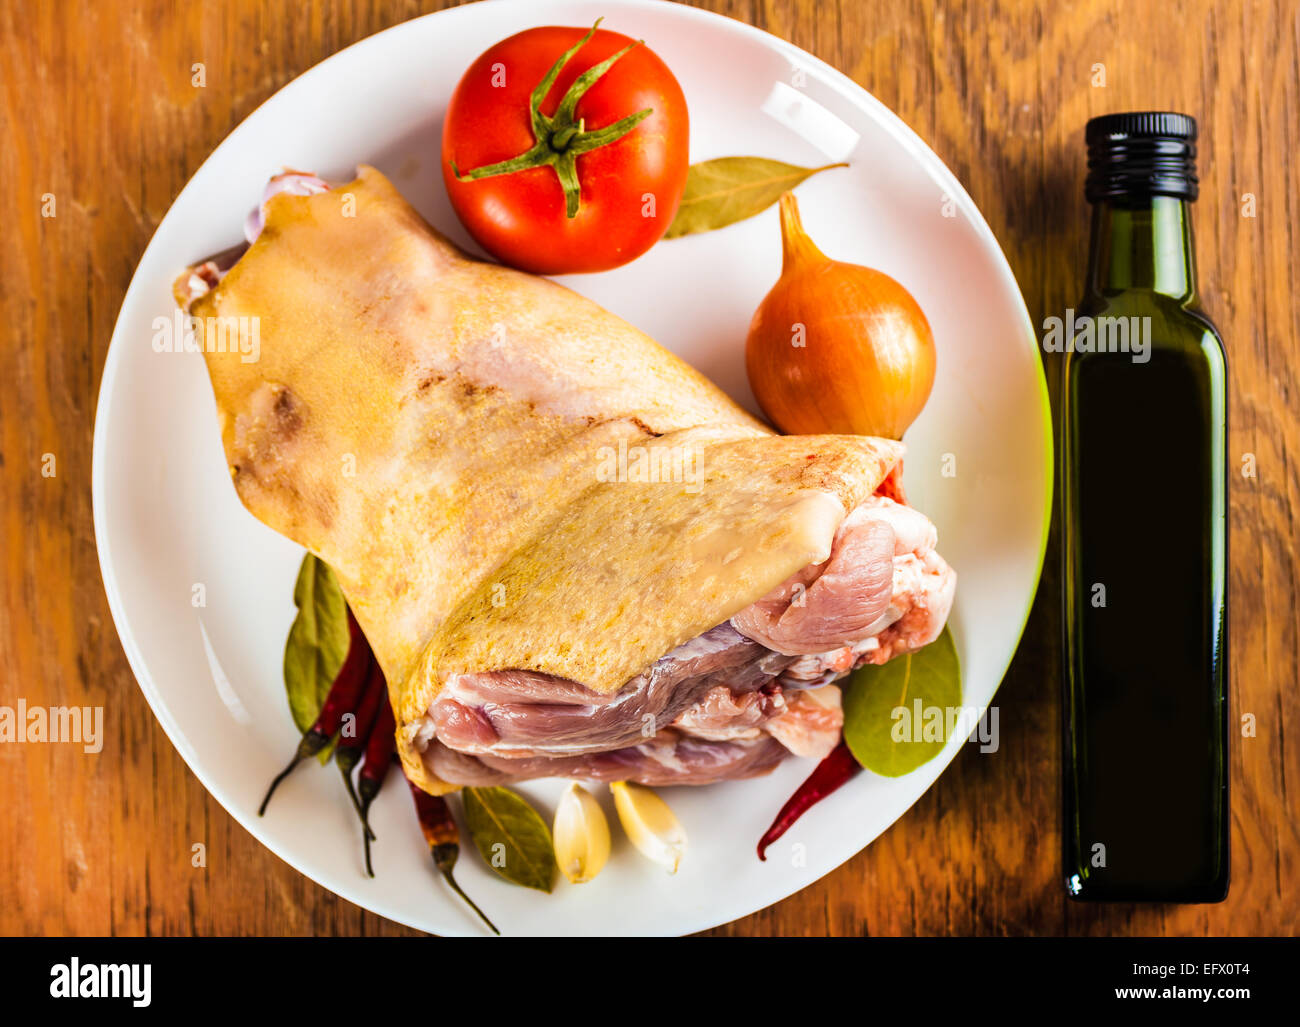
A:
[
  {"xmin": 283, "ymin": 553, "xmax": 349, "ymax": 762},
  {"xmin": 665, "ymin": 156, "xmax": 847, "ymax": 238},
  {"xmin": 463, "ymin": 786, "xmax": 557, "ymax": 893},
  {"xmin": 842, "ymin": 626, "xmax": 962, "ymax": 777}
]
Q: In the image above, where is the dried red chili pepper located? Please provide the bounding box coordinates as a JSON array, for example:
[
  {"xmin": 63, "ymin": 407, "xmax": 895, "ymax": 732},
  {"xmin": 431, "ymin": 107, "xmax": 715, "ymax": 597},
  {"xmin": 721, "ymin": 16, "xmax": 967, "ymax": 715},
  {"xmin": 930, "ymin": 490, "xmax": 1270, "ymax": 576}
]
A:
[
  {"xmin": 356, "ymin": 697, "xmax": 397, "ymax": 877},
  {"xmin": 408, "ymin": 779, "xmax": 500, "ymax": 935},
  {"xmin": 756, "ymin": 740, "xmax": 861, "ymax": 860},
  {"xmin": 259, "ymin": 610, "xmax": 373, "ymax": 816},
  {"xmin": 335, "ymin": 660, "xmax": 387, "ymax": 841}
]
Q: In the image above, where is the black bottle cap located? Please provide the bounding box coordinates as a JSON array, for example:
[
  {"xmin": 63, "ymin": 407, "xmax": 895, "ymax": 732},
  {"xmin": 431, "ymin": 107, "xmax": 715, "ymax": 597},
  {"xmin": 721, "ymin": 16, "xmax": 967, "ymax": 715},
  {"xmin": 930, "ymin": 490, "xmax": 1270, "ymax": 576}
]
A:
[{"xmin": 1085, "ymin": 111, "xmax": 1198, "ymax": 203}]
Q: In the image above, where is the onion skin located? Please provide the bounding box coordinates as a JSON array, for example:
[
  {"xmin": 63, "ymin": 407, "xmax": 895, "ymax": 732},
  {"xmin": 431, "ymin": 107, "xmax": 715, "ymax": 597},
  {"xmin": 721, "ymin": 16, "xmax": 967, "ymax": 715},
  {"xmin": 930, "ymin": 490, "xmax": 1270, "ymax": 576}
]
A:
[{"xmin": 745, "ymin": 192, "xmax": 936, "ymax": 441}]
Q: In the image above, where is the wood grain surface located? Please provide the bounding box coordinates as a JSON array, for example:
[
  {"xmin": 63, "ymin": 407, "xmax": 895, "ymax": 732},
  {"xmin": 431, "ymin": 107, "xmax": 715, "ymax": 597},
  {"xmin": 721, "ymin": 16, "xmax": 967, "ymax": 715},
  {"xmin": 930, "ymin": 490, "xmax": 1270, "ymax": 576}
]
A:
[{"xmin": 2, "ymin": 0, "xmax": 1296, "ymax": 937}]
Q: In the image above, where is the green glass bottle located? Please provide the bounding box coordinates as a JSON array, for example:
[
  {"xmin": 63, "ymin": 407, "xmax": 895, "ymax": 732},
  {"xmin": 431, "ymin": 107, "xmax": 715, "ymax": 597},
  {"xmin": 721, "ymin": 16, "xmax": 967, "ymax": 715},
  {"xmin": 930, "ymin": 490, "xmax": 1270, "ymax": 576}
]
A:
[{"xmin": 1061, "ymin": 112, "xmax": 1229, "ymax": 902}]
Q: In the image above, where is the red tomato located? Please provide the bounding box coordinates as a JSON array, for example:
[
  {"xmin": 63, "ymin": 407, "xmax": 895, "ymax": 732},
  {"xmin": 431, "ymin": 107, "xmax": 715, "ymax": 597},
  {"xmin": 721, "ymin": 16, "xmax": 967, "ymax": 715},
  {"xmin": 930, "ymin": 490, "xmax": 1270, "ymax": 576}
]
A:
[{"xmin": 441, "ymin": 24, "xmax": 690, "ymax": 275}]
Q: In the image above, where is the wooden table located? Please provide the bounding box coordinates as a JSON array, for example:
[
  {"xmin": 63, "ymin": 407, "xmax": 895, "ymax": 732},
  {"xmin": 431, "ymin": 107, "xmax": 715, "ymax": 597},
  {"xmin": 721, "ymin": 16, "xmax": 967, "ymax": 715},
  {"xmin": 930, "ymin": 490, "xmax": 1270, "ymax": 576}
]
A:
[{"xmin": 2, "ymin": 0, "xmax": 1296, "ymax": 937}]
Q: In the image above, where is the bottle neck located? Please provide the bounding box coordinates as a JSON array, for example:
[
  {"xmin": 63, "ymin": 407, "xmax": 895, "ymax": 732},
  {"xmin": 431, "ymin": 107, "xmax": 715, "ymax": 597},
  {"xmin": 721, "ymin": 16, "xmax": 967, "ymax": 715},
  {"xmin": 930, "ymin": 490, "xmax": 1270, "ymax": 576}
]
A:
[{"xmin": 1085, "ymin": 194, "xmax": 1197, "ymax": 302}]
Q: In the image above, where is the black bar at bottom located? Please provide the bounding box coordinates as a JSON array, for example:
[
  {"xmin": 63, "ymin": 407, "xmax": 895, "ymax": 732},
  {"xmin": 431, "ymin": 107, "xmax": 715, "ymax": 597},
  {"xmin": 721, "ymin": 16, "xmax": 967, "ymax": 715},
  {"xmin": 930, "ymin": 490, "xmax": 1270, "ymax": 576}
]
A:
[{"xmin": 0, "ymin": 936, "xmax": 1287, "ymax": 1013}]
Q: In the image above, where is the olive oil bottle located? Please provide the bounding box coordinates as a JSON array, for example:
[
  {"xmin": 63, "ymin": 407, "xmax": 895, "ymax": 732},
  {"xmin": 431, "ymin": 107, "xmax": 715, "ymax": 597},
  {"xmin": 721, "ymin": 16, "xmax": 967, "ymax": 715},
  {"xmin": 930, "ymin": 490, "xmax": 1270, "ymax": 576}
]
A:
[{"xmin": 1061, "ymin": 113, "xmax": 1228, "ymax": 902}]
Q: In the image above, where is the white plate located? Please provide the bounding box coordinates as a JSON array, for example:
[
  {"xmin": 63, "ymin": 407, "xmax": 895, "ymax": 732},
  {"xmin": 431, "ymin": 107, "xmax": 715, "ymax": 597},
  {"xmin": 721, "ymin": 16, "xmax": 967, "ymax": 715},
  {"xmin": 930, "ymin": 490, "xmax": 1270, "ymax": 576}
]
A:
[{"xmin": 93, "ymin": 0, "xmax": 1051, "ymax": 936}]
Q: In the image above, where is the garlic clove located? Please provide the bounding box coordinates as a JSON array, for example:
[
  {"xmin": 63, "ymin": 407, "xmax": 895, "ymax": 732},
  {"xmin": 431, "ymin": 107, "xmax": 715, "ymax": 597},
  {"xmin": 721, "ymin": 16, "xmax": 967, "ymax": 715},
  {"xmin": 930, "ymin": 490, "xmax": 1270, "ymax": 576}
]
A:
[
  {"xmin": 610, "ymin": 781, "xmax": 687, "ymax": 874},
  {"xmin": 552, "ymin": 782, "xmax": 611, "ymax": 884}
]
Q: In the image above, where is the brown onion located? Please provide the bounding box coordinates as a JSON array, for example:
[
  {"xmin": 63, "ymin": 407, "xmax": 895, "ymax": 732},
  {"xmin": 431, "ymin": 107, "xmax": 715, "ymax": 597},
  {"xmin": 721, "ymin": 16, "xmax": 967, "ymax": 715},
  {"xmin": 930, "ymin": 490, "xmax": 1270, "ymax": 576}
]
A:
[{"xmin": 746, "ymin": 192, "xmax": 936, "ymax": 440}]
